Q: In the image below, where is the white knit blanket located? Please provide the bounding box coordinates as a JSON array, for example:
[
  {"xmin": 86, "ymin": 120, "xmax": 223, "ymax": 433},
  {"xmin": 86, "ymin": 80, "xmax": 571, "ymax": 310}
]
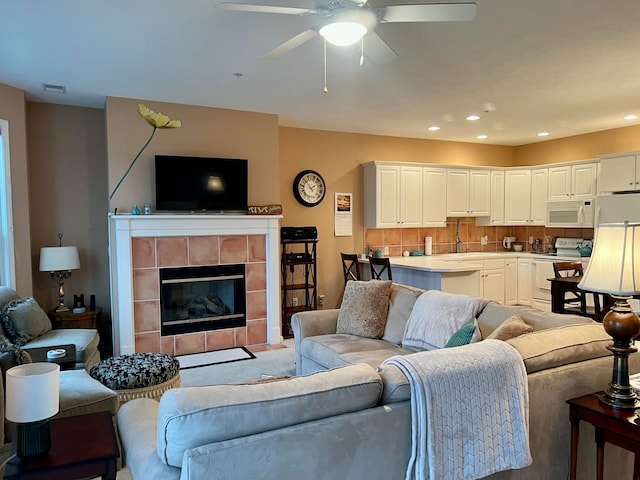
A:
[{"xmin": 384, "ymin": 340, "xmax": 532, "ymax": 480}]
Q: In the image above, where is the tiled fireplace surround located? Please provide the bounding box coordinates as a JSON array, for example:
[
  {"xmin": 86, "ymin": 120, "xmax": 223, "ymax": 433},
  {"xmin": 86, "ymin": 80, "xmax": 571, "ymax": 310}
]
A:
[{"xmin": 109, "ymin": 215, "xmax": 282, "ymax": 356}]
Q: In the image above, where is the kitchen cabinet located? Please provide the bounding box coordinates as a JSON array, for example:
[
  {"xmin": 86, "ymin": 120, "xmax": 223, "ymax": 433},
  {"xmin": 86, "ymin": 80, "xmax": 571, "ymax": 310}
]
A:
[
  {"xmin": 517, "ymin": 258, "xmax": 532, "ymax": 306},
  {"xmin": 505, "ymin": 258, "xmax": 518, "ymax": 305},
  {"xmin": 530, "ymin": 167, "xmax": 548, "ymax": 224},
  {"xmin": 480, "ymin": 258, "xmax": 505, "ymax": 304},
  {"xmin": 363, "ymin": 163, "xmax": 422, "ymax": 228},
  {"xmin": 504, "ymin": 168, "xmax": 547, "ymax": 225},
  {"xmin": 446, "ymin": 168, "xmax": 490, "ymax": 217},
  {"xmin": 504, "ymin": 169, "xmax": 531, "ymax": 224},
  {"xmin": 477, "ymin": 170, "xmax": 505, "ymax": 226},
  {"xmin": 598, "ymin": 154, "xmax": 640, "ymax": 193},
  {"xmin": 422, "ymin": 167, "xmax": 447, "ymax": 226},
  {"xmin": 548, "ymin": 162, "xmax": 597, "ymax": 200}
]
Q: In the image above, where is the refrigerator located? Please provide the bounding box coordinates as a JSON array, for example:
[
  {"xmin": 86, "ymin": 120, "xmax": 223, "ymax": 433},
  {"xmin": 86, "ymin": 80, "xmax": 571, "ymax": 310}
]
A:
[{"xmin": 595, "ymin": 193, "xmax": 640, "ymax": 225}]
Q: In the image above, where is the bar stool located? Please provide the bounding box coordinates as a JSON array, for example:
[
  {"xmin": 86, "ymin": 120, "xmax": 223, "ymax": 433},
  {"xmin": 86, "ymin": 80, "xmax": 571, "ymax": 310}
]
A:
[
  {"xmin": 369, "ymin": 257, "xmax": 392, "ymax": 281},
  {"xmin": 341, "ymin": 253, "xmax": 361, "ymax": 285}
]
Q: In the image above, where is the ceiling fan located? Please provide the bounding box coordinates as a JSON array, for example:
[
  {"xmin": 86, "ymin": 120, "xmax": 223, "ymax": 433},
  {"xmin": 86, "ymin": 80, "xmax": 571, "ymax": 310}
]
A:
[{"xmin": 218, "ymin": 1, "xmax": 477, "ymax": 64}]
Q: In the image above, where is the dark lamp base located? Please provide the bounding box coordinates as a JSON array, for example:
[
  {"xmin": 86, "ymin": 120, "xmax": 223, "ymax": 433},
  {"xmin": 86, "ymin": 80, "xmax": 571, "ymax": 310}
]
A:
[
  {"xmin": 16, "ymin": 419, "xmax": 51, "ymax": 460},
  {"xmin": 600, "ymin": 297, "xmax": 640, "ymax": 409}
]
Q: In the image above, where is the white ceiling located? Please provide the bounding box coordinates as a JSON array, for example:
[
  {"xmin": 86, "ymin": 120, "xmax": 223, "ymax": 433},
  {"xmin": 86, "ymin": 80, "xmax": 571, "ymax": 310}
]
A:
[{"xmin": 2, "ymin": 0, "xmax": 640, "ymax": 146}]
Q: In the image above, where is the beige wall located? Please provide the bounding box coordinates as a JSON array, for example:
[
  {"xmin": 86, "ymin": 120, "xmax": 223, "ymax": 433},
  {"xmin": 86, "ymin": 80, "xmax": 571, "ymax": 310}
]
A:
[
  {"xmin": 105, "ymin": 97, "xmax": 280, "ymax": 212},
  {"xmin": 279, "ymin": 127, "xmax": 515, "ymax": 309},
  {"xmin": 27, "ymin": 103, "xmax": 109, "ymax": 327},
  {"xmin": 515, "ymin": 124, "xmax": 640, "ymax": 166},
  {"xmin": 0, "ymin": 84, "xmax": 32, "ymax": 294}
]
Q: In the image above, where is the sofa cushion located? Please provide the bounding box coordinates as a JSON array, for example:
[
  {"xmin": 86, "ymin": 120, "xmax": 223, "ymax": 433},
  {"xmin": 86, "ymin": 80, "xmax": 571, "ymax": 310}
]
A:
[
  {"xmin": 26, "ymin": 328, "xmax": 99, "ymax": 366},
  {"xmin": 0, "ymin": 286, "xmax": 20, "ymax": 338},
  {"xmin": 506, "ymin": 323, "xmax": 611, "ymax": 374},
  {"xmin": 445, "ymin": 318, "xmax": 481, "ymax": 347},
  {"xmin": 338, "ymin": 345, "xmax": 414, "ymax": 370},
  {"xmin": 476, "ymin": 302, "xmax": 591, "ymax": 338},
  {"xmin": 300, "ymin": 334, "xmax": 396, "ymax": 370},
  {"xmin": 336, "ymin": 280, "xmax": 392, "ymax": 338},
  {"xmin": 1, "ymin": 297, "xmax": 52, "ymax": 345},
  {"xmin": 382, "ymin": 283, "xmax": 423, "ymax": 345},
  {"xmin": 487, "ymin": 315, "xmax": 534, "ymax": 341},
  {"xmin": 156, "ymin": 363, "xmax": 383, "ymax": 467}
]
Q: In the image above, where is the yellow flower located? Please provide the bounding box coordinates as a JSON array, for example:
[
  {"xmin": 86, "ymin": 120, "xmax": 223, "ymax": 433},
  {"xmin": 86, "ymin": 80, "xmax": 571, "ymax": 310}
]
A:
[
  {"xmin": 137, "ymin": 104, "xmax": 182, "ymax": 129},
  {"xmin": 110, "ymin": 104, "xmax": 182, "ymax": 201}
]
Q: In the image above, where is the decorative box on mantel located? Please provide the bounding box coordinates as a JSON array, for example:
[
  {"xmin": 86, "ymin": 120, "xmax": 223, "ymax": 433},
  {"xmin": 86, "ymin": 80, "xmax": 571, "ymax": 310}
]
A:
[{"xmin": 108, "ymin": 214, "xmax": 282, "ymax": 356}]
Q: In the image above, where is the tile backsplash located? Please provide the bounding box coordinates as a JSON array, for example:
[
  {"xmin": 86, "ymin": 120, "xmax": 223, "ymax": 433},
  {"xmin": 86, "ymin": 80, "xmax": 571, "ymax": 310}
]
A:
[{"xmin": 364, "ymin": 218, "xmax": 594, "ymax": 256}]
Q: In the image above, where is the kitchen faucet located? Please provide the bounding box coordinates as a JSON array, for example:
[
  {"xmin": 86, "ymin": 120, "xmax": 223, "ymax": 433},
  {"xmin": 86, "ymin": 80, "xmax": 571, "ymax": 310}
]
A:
[{"xmin": 455, "ymin": 219, "xmax": 462, "ymax": 253}]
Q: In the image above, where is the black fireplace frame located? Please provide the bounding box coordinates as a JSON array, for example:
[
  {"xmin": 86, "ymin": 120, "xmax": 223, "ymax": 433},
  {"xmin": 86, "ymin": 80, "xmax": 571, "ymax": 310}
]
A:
[{"xmin": 159, "ymin": 264, "xmax": 246, "ymax": 336}]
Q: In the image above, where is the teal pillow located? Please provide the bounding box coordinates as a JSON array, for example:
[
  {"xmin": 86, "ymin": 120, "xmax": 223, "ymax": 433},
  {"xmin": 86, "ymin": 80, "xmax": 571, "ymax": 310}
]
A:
[{"xmin": 445, "ymin": 318, "xmax": 480, "ymax": 348}]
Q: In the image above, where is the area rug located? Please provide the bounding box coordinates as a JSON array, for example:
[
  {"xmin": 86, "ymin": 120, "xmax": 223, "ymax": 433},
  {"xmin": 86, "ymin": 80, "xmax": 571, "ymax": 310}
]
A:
[{"xmin": 176, "ymin": 346, "xmax": 255, "ymax": 369}]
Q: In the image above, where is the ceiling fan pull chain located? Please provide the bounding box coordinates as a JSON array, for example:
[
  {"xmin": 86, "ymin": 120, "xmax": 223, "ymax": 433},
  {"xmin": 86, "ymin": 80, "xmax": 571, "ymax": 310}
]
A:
[
  {"xmin": 360, "ymin": 36, "xmax": 364, "ymax": 66},
  {"xmin": 323, "ymin": 38, "xmax": 328, "ymax": 94}
]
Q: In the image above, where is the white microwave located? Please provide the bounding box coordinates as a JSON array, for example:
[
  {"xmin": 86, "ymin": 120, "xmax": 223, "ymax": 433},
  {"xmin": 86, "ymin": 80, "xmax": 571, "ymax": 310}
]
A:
[{"xmin": 546, "ymin": 199, "xmax": 594, "ymax": 228}]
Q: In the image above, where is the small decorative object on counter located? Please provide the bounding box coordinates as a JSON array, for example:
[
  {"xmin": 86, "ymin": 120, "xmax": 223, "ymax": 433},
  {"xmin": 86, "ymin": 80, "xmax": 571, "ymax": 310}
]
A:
[
  {"xmin": 144, "ymin": 203, "xmax": 151, "ymax": 215},
  {"xmin": 403, "ymin": 250, "xmax": 410, "ymax": 257},
  {"xmin": 374, "ymin": 249, "xmax": 382, "ymax": 258},
  {"xmin": 131, "ymin": 204, "xmax": 140, "ymax": 215},
  {"xmin": 410, "ymin": 250, "xmax": 423, "ymax": 256}
]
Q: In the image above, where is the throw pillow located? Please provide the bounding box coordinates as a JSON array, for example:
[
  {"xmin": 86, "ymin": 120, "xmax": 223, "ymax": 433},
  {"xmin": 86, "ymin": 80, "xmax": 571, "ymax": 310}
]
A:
[
  {"xmin": 487, "ymin": 315, "xmax": 534, "ymax": 341},
  {"xmin": 0, "ymin": 297, "xmax": 52, "ymax": 346},
  {"xmin": 336, "ymin": 280, "xmax": 393, "ymax": 338},
  {"xmin": 444, "ymin": 318, "xmax": 482, "ymax": 348}
]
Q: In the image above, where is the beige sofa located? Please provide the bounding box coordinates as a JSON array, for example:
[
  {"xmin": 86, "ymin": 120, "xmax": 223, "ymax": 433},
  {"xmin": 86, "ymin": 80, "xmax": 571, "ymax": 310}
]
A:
[{"xmin": 116, "ymin": 283, "xmax": 640, "ymax": 479}]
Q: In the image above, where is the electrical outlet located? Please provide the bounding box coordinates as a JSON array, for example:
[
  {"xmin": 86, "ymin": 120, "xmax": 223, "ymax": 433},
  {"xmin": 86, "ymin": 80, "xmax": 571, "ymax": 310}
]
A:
[
  {"xmin": 383, "ymin": 246, "xmax": 389, "ymax": 256},
  {"xmin": 481, "ymin": 235, "xmax": 488, "ymax": 246},
  {"xmin": 318, "ymin": 294, "xmax": 325, "ymax": 308},
  {"xmin": 292, "ymin": 297, "xmax": 299, "ymax": 307}
]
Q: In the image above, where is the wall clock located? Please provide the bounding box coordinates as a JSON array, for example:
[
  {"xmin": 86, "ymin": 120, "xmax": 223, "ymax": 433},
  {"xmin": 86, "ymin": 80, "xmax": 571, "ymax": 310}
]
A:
[{"xmin": 293, "ymin": 170, "xmax": 326, "ymax": 207}]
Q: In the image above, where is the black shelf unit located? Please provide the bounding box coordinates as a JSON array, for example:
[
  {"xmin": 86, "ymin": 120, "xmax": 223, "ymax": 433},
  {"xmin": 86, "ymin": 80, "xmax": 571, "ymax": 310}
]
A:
[{"xmin": 281, "ymin": 239, "xmax": 317, "ymax": 338}]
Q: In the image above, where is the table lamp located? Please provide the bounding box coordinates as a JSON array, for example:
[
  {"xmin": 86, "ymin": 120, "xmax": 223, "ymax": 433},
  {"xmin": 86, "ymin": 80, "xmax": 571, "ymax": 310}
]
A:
[
  {"xmin": 579, "ymin": 221, "xmax": 640, "ymax": 409},
  {"xmin": 5, "ymin": 363, "xmax": 60, "ymax": 459},
  {"xmin": 39, "ymin": 233, "xmax": 80, "ymax": 312}
]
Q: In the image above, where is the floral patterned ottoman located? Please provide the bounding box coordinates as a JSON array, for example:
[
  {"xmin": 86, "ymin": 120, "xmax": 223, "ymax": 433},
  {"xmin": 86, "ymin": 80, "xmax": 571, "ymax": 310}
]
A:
[{"xmin": 90, "ymin": 352, "xmax": 181, "ymax": 404}]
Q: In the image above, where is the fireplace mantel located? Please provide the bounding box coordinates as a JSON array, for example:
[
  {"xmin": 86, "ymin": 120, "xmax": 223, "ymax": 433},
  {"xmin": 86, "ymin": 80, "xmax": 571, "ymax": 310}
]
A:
[{"xmin": 108, "ymin": 213, "xmax": 282, "ymax": 355}]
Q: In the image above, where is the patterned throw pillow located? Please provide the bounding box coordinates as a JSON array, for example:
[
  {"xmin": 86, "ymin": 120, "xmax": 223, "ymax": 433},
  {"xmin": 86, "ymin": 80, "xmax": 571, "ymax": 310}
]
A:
[
  {"xmin": 445, "ymin": 318, "xmax": 482, "ymax": 348},
  {"xmin": 0, "ymin": 297, "xmax": 52, "ymax": 346},
  {"xmin": 487, "ymin": 315, "xmax": 534, "ymax": 341},
  {"xmin": 336, "ymin": 280, "xmax": 393, "ymax": 338}
]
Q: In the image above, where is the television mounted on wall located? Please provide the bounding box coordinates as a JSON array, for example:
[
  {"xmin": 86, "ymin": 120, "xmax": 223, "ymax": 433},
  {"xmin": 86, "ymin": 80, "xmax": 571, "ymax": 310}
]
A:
[{"xmin": 155, "ymin": 155, "xmax": 248, "ymax": 213}]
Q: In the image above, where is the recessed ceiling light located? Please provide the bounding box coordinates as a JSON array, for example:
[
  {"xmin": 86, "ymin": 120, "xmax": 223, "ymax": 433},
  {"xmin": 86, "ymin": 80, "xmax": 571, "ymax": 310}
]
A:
[
  {"xmin": 537, "ymin": 132, "xmax": 550, "ymax": 137},
  {"xmin": 624, "ymin": 114, "xmax": 638, "ymax": 120},
  {"xmin": 477, "ymin": 134, "xmax": 488, "ymax": 139},
  {"xmin": 466, "ymin": 115, "xmax": 480, "ymax": 121},
  {"xmin": 427, "ymin": 126, "xmax": 440, "ymax": 132}
]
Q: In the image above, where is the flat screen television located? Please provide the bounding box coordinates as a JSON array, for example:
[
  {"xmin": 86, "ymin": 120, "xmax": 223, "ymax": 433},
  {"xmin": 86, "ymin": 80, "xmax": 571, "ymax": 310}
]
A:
[{"xmin": 155, "ymin": 155, "xmax": 248, "ymax": 213}]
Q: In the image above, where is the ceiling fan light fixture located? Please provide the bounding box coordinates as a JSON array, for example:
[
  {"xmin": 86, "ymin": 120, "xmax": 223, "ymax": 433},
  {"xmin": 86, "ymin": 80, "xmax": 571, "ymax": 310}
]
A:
[{"xmin": 320, "ymin": 21, "xmax": 368, "ymax": 46}]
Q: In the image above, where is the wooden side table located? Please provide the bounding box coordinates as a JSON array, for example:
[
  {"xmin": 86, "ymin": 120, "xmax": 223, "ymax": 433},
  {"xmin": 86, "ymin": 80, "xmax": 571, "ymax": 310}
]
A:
[
  {"xmin": 567, "ymin": 392, "xmax": 640, "ymax": 480},
  {"xmin": 4, "ymin": 411, "xmax": 119, "ymax": 479},
  {"xmin": 48, "ymin": 307, "xmax": 102, "ymax": 330}
]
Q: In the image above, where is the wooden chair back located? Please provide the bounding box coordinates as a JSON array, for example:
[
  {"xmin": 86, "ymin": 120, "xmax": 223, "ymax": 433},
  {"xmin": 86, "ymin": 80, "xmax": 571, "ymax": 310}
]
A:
[
  {"xmin": 341, "ymin": 253, "xmax": 361, "ymax": 284},
  {"xmin": 369, "ymin": 257, "xmax": 392, "ymax": 281},
  {"xmin": 553, "ymin": 261, "xmax": 583, "ymax": 278}
]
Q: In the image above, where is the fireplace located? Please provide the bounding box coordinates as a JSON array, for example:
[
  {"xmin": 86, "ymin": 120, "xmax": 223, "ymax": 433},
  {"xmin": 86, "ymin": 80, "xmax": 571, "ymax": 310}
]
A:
[{"xmin": 160, "ymin": 264, "xmax": 246, "ymax": 336}]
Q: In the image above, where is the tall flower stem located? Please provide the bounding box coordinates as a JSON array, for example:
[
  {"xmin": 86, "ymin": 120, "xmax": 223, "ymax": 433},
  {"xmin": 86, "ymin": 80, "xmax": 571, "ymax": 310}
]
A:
[{"xmin": 109, "ymin": 126, "xmax": 157, "ymax": 201}]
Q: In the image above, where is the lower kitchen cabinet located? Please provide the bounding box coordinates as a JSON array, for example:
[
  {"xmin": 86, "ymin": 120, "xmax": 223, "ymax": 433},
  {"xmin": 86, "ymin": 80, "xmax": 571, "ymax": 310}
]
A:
[
  {"xmin": 517, "ymin": 258, "xmax": 532, "ymax": 306},
  {"xmin": 505, "ymin": 259, "xmax": 518, "ymax": 305}
]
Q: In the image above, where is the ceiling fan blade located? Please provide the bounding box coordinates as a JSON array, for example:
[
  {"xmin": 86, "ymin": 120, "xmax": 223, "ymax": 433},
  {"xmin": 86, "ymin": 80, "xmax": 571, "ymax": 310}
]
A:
[
  {"xmin": 263, "ymin": 29, "xmax": 318, "ymax": 59},
  {"xmin": 378, "ymin": 3, "xmax": 477, "ymax": 23},
  {"xmin": 217, "ymin": 2, "xmax": 314, "ymax": 15},
  {"xmin": 364, "ymin": 30, "xmax": 397, "ymax": 64}
]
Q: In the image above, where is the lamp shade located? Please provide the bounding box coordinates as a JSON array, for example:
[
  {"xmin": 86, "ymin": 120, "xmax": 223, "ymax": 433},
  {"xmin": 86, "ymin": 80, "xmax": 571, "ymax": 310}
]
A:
[
  {"xmin": 39, "ymin": 246, "xmax": 80, "ymax": 272},
  {"xmin": 319, "ymin": 22, "xmax": 368, "ymax": 46},
  {"xmin": 6, "ymin": 363, "xmax": 60, "ymax": 423},
  {"xmin": 579, "ymin": 222, "xmax": 640, "ymax": 295}
]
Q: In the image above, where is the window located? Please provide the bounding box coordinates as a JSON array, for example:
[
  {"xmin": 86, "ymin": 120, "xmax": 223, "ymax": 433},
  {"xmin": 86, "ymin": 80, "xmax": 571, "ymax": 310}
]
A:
[{"xmin": 0, "ymin": 120, "xmax": 16, "ymax": 288}]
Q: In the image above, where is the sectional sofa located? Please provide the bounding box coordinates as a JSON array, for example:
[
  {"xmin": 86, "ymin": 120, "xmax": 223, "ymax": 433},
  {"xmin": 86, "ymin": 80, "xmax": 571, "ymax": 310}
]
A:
[{"xmin": 117, "ymin": 282, "xmax": 640, "ymax": 479}]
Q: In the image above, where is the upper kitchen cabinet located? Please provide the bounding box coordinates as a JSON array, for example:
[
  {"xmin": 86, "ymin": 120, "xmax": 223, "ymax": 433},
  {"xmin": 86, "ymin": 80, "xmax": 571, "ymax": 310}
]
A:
[
  {"xmin": 548, "ymin": 162, "xmax": 597, "ymax": 200},
  {"xmin": 504, "ymin": 168, "xmax": 547, "ymax": 225},
  {"xmin": 422, "ymin": 167, "xmax": 447, "ymax": 227},
  {"xmin": 446, "ymin": 168, "xmax": 490, "ymax": 217},
  {"xmin": 476, "ymin": 169, "xmax": 505, "ymax": 226},
  {"xmin": 598, "ymin": 154, "xmax": 640, "ymax": 193},
  {"xmin": 363, "ymin": 162, "xmax": 422, "ymax": 228}
]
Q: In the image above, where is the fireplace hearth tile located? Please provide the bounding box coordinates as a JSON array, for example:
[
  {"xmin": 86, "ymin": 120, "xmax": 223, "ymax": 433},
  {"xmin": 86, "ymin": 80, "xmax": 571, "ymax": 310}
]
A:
[
  {"xmin": 161, "ymin": 336, "xmax": 175, "ymax": 356},
  {"xmin": 175, "ymin": 332, "xmax": 206, "ymax": 356},
  {"xmin": 134, "ymin": 300, "xmax": 160, "ymax": 333},
  {"xmin": 246, "ymin": 263, "xmax": 266, "ymax": 291},
  {"xmin": 135, "ymin": 332, "xmax": 161, "ymax": 353},
  {"xmin": 247, "ymin": 320, "xmax": 267, "ymax": 345},
  {"xmin": 246, "ymin": 291, "xmax": 267, "ymax": 320},
  {"xmin": 248, "ymin": 235, "xmax": 266, "ymax": 262},
  {"xmin": 220, "ymin": 236, "xmax": 249, "ymax": 263},
  {"xmin": 234, "ymin": 327, "xmax": 247, "ymax": 347},
  {"xmin": 132, "ymin": 237, "xmax": 156, "ymax": 268},
  {"xmin": 206, "ymin": 329, "xmax": 235, "ymax": 351},
  {"xmin": 188, "ymin": 236, "xmax": 220, "ymax": 265},
  {"xmin": 133, "ymin": 269, "xmax": 159, "ymax": 301},
  {"xmin": 157, "ymin": 237, "xmax": 188, "ymax": 266}
]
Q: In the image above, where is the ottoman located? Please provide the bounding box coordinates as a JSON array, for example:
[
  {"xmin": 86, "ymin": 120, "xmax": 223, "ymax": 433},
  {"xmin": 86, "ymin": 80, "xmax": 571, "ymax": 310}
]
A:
[{"xmin": 90, "ymin": 352, "xmax": 180, "ymax": 404}]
